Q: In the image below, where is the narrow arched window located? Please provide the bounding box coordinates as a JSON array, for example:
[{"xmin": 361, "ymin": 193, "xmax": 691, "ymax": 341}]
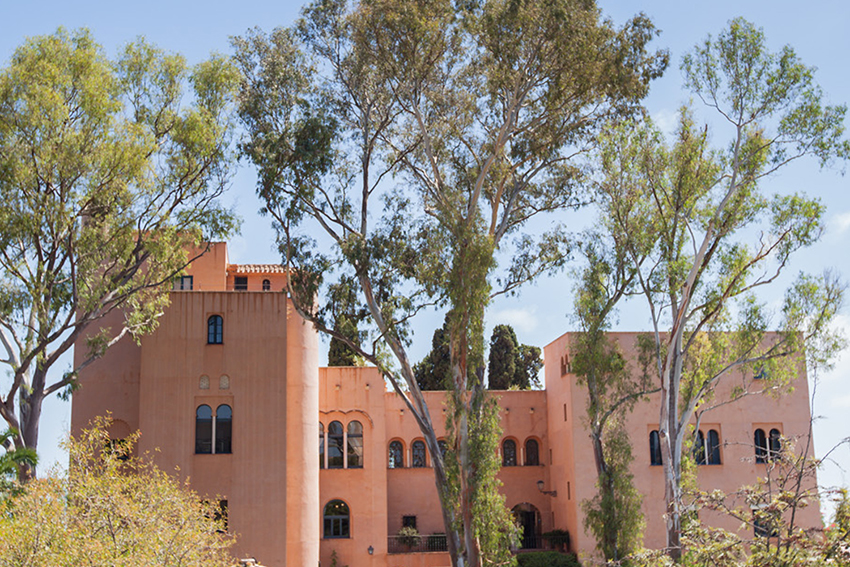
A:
[
  {"xmin": 262, "ymin": 279, "xmax": 271, "ymax": 291},
  {"xmin": 438, "ymin": 439, "xmax": 448, "ymax": 460},
  {"xmin": 411, "ymin": 440, "xmax": 426, "ymax": 468},
  {"xmin": 388, "ymin": 440, "xmax": 403, "ymax": 469},
  {"xmin": 215, "ymin": 405, "xmax": 232, "ymax": 454},
  {"xmin": 708, "ymin": 429, "xmax": 721, "ymax": 465},
  {"xmin": 347, "ymin": 421, "xmax": 363, "ymax": 468},
  {"xmin": 195, "ymin": 405, "xmax": 212, "ymax": 454},
  {"xmin": 649, "ymin": 430, "xmax": 662, "ymax": 466},
  {"xmin": 323, "ymin": 500, "xmax": 350, "ymax": 538},
  {"xmin": 320, "ymin": 422, "xmax": 325, "ymax": 469},
  {"xmin": 525, "ymin": 439, "xmax": 539, "ymax": 466},
  {"xmin": 502, "ymin": 439, "xmax": 517, "ymax": 467},
  {"xmin": 694, "ymin": 430, "xmax": 707, "ymax": 465},
  {"xmin": 754, "ymin": 428, "xmax": 768, "ymax": 463},
  {"xmin": 328, "ymin": 421, "xmax": 344, "ymax": 469},
  {"xmin": 769, "ymin": 429, "xmax": 781, "ymax": 460},
  {"xmin": 207, "ymin": 315, "xmax": 223, "ymax": 344}
]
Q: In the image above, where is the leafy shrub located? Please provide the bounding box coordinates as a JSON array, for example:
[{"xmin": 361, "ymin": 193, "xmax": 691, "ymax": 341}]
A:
[{"xmin": 516, "ymin": 551, "xmax": 581, "ymax": 567}]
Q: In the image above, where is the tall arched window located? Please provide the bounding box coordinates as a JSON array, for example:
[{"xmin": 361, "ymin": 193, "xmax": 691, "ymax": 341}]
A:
[
  {"xmin": 328, "ymin": 421, "xmax": 344, "ymax": 469},
  {"xmin": 438, "ymin": 439, "xmax": 448, "ymax": 459},
  {"xmin": 262, "ymin": 279, "xmax": 271, "ymax": 291},
  {"xmin": 708, "ymin": 429, "xmax": 721, "ymax": 465},
  {"xmin": 694, "ymin": 430, "xmax": 707, "ymax": 465},
  {"xmin": 754, "ymin": 428, "xmax": 768, "ymax": 463},
  {"xmin": 411, "ymin": 440, "xmax": 426, "ymax": 468},
  {"xmin": 347, "ymin": 421, "xmax": 363, "ymax": 468},
  {"xmin": 320, "ymin": 422, "xmax": 325, "ymax": 469},
  {"xmin": 215, "ymin": 405, "xmax": 232, "ymax": 454},
  {"xmin": 525, "ymin": 439, "xmax": 539, "ymax": 466},
  {"xmin": 388, "ymin": 440, "xmax": 404, "ymax": 469},
  {"xmin": 323, "ymin": 500, "xmax": 350, "ymax": 538},
  {"xmin": 649, "ymin": 430, "xmax": 662, "ymax": 466},
  {"xmin": 769, "ymin": 428, "xmax": 781, "ymax": 460},
  {"xmin": 195, "ymin": 405, "xmax": 212, "ymax": 454},
  {"xmin": 207, "ymin": 315, "xmax": 223, "ymax": 344},
  {"xmin": 502, "ymin": 439, "xmax": 517, "ymax": 467}
]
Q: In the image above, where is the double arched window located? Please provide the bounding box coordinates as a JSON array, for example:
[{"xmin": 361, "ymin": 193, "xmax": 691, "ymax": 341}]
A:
[
  {"xmin": 755, "ymin": 428, "xmax": 782, "ymax": 463},
  {"xmin": 195, "ymin": 404, "xmax": 232, "ymax": 454},
  {"xmin": 320, "ymin": 419, "xmax": 364, "ymax": 469},
  {"xmin": 323, "ymin": 500, "xmax": 350, "ymax": 538},
  {"xmin": 207, "ymin": 315, "xmax": 223, "ymax": 344},
  {"xmin": 694, "ymin": 429, "xmax": 722, "ymax": 465}
]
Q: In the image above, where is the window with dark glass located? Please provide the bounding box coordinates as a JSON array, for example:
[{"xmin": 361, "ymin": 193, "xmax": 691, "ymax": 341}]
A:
[
  {"xmin": 412, "ymin": 440, "xmax": 426, "ymax": 468},
  {"xmin": 323, "ymin": 500, "xmax": 350, "ymax": 538},
  {"xmin": 754, "ymin": 428, "xmax": 768, "ymax": 463},
  {"xmin": 402, "ymin": 515, "xmax": 417, "ymax": 529},
  {"xmin": 262, "ymin": 279, "xmax": 271, "ymax": 291},
  {"xmin": 389, "ymin": 440, "xmax": 403, "ymax": 469},
  {"xmin": 215, "ymin": 404, "xmax": 232, "ymax": 454},
  {"xmin": 707, "ymin": 429, "xmax": 721, "ymax": 465},
  {"xmin": 438, "ymin": 439, "xmax": 448, "ymax": 459},
  {"xmin": 502, "ymin": 439, "xmax": 517, "ymax": 467},
  {"xmin": 649, "ymin": 430, "xmax": 662, "ymax": 466},
  {"xmin": 173, "ymin": 275, "xmax": 193, "ymax": 290},
  {"xmin": 347, "ymin": 421, "xmax": 363, "ymax": 468},
  {"xmin": 694, "ymin": 430, "xmax": 707, "ymax": 465},
  {"xmin": 195, "ymin": 405, "xmax": 212, "ymax": 454},
  {"xmin": 207, "ymin": 315, "xmax": 223, "ymax": 344},
  {"xmin": 328, "ymin": 421, "xmax": 344, "ymax": 468},
  {"xmin": 525, "ymin": 439, "xmax": 539, "ymax": 466},
  {"xmin": 234, "ymin": 276, "xmax": 248, "ymax": 290},
  {"xmin": 769, "ymin": 428, "xmax": 781, "ymax": 460},
  {"xmin": 320, "ymin": 422, "xmax": 325, "ymax": 469}
]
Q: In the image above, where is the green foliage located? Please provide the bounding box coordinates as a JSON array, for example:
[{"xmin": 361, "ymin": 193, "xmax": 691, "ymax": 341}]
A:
[
  {"xmin": 0, "ymin": 430, "xmax": 36, "ymax": 499},
  {"xmin": 327, "ymin": 276, "xmax": 367, "ymax": 366},
  {"xmin": 0, "ymin": 418, "xmax": 233, "ymax": 566},
  {"xmin": 515, "ymin": 551, "xmax": 581, "ymax": 567},
  {"xmin": 397, "ymin": 526, "xmax": 422, "ymax": 548},
  {"xmin": 589, "ymin": 18, "xmax": 848, "ymax": 559},
  {"xmin": 0, "ymin": 28, "xmax": 239, "ymax": 470},
  {"xmin": 414, "ymin": 324, "xmax": 452, "ymax": 390},
  {"xmin": 487, "ymin": 325, "xmax": 542, "ymax": 390}
]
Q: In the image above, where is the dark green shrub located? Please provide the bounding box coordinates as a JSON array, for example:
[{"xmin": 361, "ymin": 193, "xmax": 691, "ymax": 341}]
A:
[{"xmin": 516, "ymin": 551, "xmax": 580, "ymax": 567}]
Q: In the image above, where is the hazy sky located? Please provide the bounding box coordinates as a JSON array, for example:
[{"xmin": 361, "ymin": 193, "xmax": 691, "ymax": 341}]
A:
[{"xmin": 2, "ymin": 0, "xmax": 849, "ymax": 520}]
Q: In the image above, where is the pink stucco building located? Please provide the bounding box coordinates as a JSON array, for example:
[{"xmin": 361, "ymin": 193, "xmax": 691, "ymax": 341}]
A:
[{"xmin": 71, "ymin": 243, "xmax": 820, "ymax": 566}]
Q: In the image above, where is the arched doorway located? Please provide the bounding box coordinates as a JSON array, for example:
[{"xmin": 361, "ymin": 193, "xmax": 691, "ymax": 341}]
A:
[{"xmin": 512, "ymin": 503, "xmax": 541, "ymax": 549}]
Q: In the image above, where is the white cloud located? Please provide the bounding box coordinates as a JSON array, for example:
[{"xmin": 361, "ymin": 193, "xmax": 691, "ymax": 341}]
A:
[
  {"xmin": 651, "ymin": 108, "xmax": 679, "ymax": 139},
  {"xmin": 829, "ymin": 210, "xmax": 850, "ymax": 236},
  {"xmin": 488, "ymin": 307, "xmax": 539, "ymax": 335}
]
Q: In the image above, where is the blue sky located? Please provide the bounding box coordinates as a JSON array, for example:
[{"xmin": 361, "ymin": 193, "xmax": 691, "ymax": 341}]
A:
[{"xmin": 2, "ymin": 0, "xmax": 849, "ymax": 519}]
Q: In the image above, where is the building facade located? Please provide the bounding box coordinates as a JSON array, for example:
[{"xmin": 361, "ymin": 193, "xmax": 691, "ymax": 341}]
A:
[{"xmin": 71, "ymin": 243, "xmax": 820, "ymax": 567}]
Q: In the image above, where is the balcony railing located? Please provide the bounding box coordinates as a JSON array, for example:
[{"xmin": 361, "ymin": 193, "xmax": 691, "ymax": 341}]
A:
[{"xmin": 387, "ymin": 534, "xmax": 448, "ymax": 554}]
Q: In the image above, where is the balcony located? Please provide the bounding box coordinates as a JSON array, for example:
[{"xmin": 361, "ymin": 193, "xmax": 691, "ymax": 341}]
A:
[{"xmin": 387, "ymin": 534, "xmax": 448, "ymax": 554}]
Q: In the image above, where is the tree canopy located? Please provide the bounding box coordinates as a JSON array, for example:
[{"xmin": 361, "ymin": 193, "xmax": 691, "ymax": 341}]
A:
[
  {"xmin": 0, "ymin": 29, "xmax": 240, "ymax": 476},
  {"xmin": 487, "ymin": 324, "xmax": 542, "ymax": 390}
]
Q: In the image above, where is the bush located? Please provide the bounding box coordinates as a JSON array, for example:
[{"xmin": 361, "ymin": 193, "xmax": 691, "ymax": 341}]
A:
[
  {"xmin": 516, "ymin": 551, "xmax": 581, "ymax": 567},
  {"xmin": 397, "ymin": 526, "xmax": 421, "ymax": 548}
]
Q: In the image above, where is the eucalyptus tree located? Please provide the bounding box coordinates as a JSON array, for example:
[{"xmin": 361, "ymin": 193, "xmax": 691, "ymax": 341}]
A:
[
  {"xmin": 0, "ymin": 29, "xmax": 240, "ymax": 478},
  {"xmin": 233, "ymin": 0, "xmax": 666, "ymax": 564},
  {"xmin": 590, "ymin": 19, "xmax": 848, "ymax": 560}
]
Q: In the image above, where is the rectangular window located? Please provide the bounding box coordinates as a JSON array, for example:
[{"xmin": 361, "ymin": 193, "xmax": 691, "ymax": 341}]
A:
[
  {"xmin": 402, "ymin": 515, "xmax": 417, "ymax": 529},
  {"xmin": 173, "ymin": 275, "xmax": 193, "ymax": 290},
  {"xmin": 234, "ymin": 276, "xmax": 248, "ymax": 291},
  {"xmin": 563, "ymin": 403, "xmax": 567, "ymax": 422}
]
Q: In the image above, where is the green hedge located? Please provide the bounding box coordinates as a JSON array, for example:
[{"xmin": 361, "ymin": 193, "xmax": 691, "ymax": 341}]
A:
[{"xmin": 516, "ymin": 551, "xmax": 581, "ymax": 567}]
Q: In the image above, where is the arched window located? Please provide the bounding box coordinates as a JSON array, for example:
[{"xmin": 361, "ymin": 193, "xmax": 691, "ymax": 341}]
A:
[
  {"xmin": 199, "ymin": 375, "xmax": 210, "ymax": 390},
  {"xmin": 347, "ymin": 421, "xmax": 363, "ymax": 468},
  {"xmin": 207, "ymin": 315, "xmax": 223, "ymax": 344},
  {"xmin": 694, "ymin": 430, "xmax": 707, "ymax": 465},
  {"xmin": 769, "ymin": 428, "xmax": 781, "ymax": 460},
  {"xmin": 388, "ymin": 440, "xmax": 403, "ymax": 469},
  {"xmin": 502, "ymin": 439, "xmax": 517, "ymax": 467},
  {"xmin": 525, "ymin": 439, "xmax": 539, "ymax": 466},
  {"xmin": 328, "ymin": 421, "xmax": 344, "ymax": 469},
  {"xmin": 649, "ymin": 430, "xmax": 662, "ymax": 466},
  {"xmin": 195, "ymin": 405, "xmax": 212, "ymax": 454},
  {"xmin": 754, "ymin": 428, "xmax": 768, "ymax": 463},
  {"xmin": 320, "ymin": 423, "xmax": 325, "ymax": 469},
  {"xmin": 412, "ymin": 440, "xmax": 426, "ymax": 468},
  {"xmin": 215, "ymin": 405, "xmax": 232, "ymax": 454},
  {"xmin": 262, "ymin": 279, "xmax": 271, "ymax": 291},
  {"xmin": 323, "ymin": 500, "xmax": 350, "ymax": 538},
  {"xmin": 219, "ymin": 375, "xmax": 230, "ymax": 390},
  {"xmin": 708, "ymin": 429, "xmax": 721, "ymax": 465},
  {"xmin": 438, "ymin": 439, "xmax": 448, "ymax": 459}
]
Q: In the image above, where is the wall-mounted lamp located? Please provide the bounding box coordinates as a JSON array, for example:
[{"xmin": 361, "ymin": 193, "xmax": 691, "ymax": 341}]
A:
[
  {"xmin": 368, "ymin": 545, "xmax": 374, "ymax": 555},
  {"xmin": 537, "ymin": 480, "xmax": 557, "ymax": 497}
]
